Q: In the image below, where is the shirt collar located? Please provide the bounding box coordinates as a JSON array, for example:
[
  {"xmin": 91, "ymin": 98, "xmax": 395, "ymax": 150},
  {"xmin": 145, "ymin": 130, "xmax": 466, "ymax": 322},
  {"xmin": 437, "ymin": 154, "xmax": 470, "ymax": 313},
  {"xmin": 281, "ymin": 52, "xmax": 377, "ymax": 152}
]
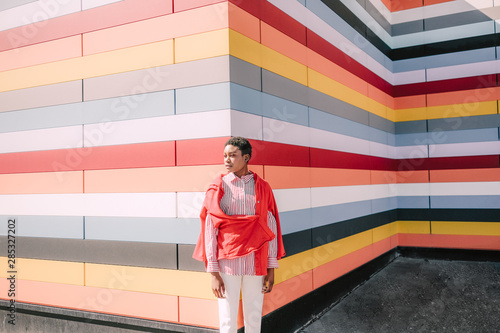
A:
[{"xmin": 227, "ymin": 171, "xmax": 254, "ymax": 184}]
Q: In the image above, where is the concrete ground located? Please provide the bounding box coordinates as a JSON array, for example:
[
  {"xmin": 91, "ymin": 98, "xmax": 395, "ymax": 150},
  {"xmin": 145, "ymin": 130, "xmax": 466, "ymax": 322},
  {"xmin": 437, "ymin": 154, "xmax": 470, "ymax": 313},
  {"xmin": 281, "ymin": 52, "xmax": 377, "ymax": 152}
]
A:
[{"xmin": 299, "ymin": 257, "xmax": 500, "ymax": 333}]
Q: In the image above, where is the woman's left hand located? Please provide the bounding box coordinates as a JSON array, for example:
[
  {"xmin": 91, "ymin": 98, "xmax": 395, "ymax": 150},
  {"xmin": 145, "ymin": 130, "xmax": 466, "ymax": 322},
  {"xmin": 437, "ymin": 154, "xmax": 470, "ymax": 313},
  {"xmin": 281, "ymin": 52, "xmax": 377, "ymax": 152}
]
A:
[{"xmin": 262, "ymin": 268, "xmax": 275, "ymax": 294}]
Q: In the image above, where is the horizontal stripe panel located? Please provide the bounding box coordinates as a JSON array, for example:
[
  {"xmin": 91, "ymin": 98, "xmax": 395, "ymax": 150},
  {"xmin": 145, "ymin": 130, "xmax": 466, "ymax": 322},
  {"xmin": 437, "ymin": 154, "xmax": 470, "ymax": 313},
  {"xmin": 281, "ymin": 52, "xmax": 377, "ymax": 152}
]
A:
[
  {"xmin": 396, "ymin": 128, "xmax": 499, "ymax": 146},
  {"xmin": 432, "ymin": 221, "xmax": 500, "ymax": 236},
  {"xmin": 82, "ymin": 2, "xmax": 229, "ymax": 55},
  {"xmin": 0, "ymin": 193, "xmax": 177, "ymax": 217},
  {"xmin": 0, "ymin": 141, "xmax": 176, "ymax": 174},
  {"xmin": 0, "ymin": 80, "xmax": 82, "ymax": 113},
  {"xmin": 431, "ymin": 195, "xmax": 500, "ymax": 209},
  {"xmin": 0, "ymin": 0, "xmax": 173, "ymax": 51},
  {"xmin": 0, "ymin": 279, "xmax": 179, "ymax": 323},
  {"xmin": 85, "ymin": 263, "xmax": 213, "ymax": 299},
  {"xmin": 0, "ymin": 126, "xmax": 82, "ymax": 154},
  {"xmin": 0, "ymin": 35, "xmax": 82, "ymax": 72},
  {"xmin": 429, "ymin": 141, "xmax": 500, "ymax": 158},
  {"xmin": 0, "ymin": 40, "xmax": 174, "ymax": 93},
  {"xmin": 0, "ymin": 0, "xmax": 81, "ymax": 31},
  {"xmin": 398, "ymin": 234, "xmax": 500, "ymax": 250},
  {"xmin": 83, "ymin": 55, "xmax": 231, "ymax": 102},
  {"xmin": 82, "ymin": 110, "xmax": 231, "ymax": 148},
  {"xmin": 0, "ymin": 236, "xmax": 178, "ymax": 269},
  {"xmin": 0, "ymin": 90, "xmax": 175, "ymax": 133},
  {"xmin": 85, "ymin": 165, "xmax": 227, "ymax": 193},
  {"xmin": 430, "ymin": 168, "xmax": 500, "ymax": 183},
  {"xmin": 85, "ymin": 217, "xmax": 199, "ymax": 244},
  {"xmin": 0, "ymin": 257, "xmax": 84, "ymax": 285},
  {"xmin": 0, "ymin": 215, "xmax": 83, "ymax": 239},
  {"xmin": 0, "ymin": 171, "xmax": 83, "ymax": 194}
]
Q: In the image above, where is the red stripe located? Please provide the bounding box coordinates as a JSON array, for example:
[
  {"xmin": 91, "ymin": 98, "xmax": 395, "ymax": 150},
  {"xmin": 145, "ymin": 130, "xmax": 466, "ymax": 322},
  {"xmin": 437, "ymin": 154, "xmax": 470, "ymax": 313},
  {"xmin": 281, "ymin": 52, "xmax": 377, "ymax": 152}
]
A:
[
  {"xmin": 307, "ymin": 29, "xmax": 393, "ymax": 96},
  {"xmin": 398, "ymin": 233, "xmax": 500, "ymax": 251},
  {"xmin": 310, "ymin": 148, "xmax": 396, "ymax": 170},
  {"xmin": 1, "ymin": 138, "xmax": 497, "ymax": 174},
  {"xmin": 229, "ymin": 0, "xmax": 307, "ymax": 46},
  {"xmin": 396, "ymin": 155, "xmax": 500, "ymax": 171},
  {"xmin": 393, "ymin": 74, "xmax": 498, "ymax": 97},
  {"xmin": 0, "ymin": 141, "xmax": 176, "ymax": 174}
]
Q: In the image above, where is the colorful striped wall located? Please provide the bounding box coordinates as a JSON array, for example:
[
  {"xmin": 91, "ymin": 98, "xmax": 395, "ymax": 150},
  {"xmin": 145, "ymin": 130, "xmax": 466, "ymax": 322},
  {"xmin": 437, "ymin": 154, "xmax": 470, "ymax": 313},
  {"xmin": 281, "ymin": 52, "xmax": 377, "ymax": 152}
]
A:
[{"xmin": 0, "ymin": 0, "xmax": 499, "ymax": 331}]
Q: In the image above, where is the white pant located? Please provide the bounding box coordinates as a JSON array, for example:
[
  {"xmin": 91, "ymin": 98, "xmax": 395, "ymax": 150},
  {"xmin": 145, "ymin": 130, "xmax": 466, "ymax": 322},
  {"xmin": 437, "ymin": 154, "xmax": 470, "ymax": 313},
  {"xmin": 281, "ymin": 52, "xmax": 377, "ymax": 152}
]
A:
[{"xmin": 218, "ymin": 273, "xmax": 264, "ymax": 333}]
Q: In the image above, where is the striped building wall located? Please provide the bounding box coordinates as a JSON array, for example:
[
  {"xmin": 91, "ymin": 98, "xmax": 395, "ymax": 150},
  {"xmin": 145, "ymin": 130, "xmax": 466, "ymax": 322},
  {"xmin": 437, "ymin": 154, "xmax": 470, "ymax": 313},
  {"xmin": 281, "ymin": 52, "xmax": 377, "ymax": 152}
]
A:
[{"xmin": 0, "ymin": 0, "xmax": 499, "ymax": 331}]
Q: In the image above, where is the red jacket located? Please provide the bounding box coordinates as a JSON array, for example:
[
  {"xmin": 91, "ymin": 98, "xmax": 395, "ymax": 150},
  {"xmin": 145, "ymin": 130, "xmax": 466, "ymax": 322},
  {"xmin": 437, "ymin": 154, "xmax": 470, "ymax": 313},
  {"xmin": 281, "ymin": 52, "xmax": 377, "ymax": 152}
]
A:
[{"xmin": 193, "ymin": 172, "xmax": 285, "ymax": 275}]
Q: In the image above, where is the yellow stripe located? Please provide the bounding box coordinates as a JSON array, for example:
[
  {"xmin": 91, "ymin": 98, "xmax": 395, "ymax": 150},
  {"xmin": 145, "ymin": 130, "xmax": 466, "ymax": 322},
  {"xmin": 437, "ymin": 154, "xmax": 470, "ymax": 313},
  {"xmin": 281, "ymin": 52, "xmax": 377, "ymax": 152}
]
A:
[
  {"xmin": 397, "ymin": 220, "xmax": 431, "ymax": 234},
  {"xmin": 307, "ymin": 68, "xmax": 388, "ymax": 118},
  {"xmin": 432, "ymin": 221, "xmax": 500, "ymax": 236},
  {"xmin": 85, "ymin": 263, "xmax": 214, "ymax": 299},
  {"xmin": 0, "ymin": 257, "xmax": 84, "ymax": 285},
  {"xmin": 373, "ymin": 222, "xmax": 398, "ymax": 243},
  {"xmin": 0, "ymin": 40, "xmax": 174, "ymax": 93},
  {"xmin": 393, "ymin": 107, "xmax": 427, "ymax": 122},
  {"xmin": 175, "ymin": 28, "xmax": 230, "ymax": 63},
  {"xmin": 394, "ymin": 101, "xmax": 497, "ymax": 122},
  {"xmin": 275, "ymin": 230, "xmax": 372, "ymax": 284},
  {"xmin": 229, "ymin": 29, "xmax": 308, "ymax": 86}
]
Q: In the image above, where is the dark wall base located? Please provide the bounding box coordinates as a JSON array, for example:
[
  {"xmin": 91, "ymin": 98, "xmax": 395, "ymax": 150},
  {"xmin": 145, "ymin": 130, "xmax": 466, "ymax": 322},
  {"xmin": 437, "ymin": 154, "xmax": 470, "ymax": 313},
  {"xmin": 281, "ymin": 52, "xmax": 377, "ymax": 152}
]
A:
[{"xmin": 398, "ymin": 247, "xmax": 500, "ymax": 262}]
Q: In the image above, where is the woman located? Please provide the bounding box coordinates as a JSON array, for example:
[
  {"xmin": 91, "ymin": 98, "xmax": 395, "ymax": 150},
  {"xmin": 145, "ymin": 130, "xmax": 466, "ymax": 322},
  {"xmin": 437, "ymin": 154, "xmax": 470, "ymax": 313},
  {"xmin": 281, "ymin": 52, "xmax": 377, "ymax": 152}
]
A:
[{"xmin": 193, "ymin": 137, "xmax": 285, "ymax": 333}]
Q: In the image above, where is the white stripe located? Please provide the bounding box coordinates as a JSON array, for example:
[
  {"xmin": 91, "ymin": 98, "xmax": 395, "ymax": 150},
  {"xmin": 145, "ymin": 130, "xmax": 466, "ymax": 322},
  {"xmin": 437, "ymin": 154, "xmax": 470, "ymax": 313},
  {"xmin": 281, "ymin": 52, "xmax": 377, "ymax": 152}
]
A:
[
  {"xmin": 426, "ymin": 59, "xmax": 500, "ymax": 82},
  {"xmin": 0, "ymin": 0, "xmax": 81, "ymax": 32},
  {"xmin": 83, "ymin": 110, "xmax": 231, "ymax": 147},
  {"xmin": 429, "ymin": 141, "xmax": 500, "ymax": 158},
  {"xmin": 0, "ymin": 125, "xmax": 82, "ymax": 153},
  {"xmin": 0, "ymin": 193, "xmax": 176, "ymax": 217}
]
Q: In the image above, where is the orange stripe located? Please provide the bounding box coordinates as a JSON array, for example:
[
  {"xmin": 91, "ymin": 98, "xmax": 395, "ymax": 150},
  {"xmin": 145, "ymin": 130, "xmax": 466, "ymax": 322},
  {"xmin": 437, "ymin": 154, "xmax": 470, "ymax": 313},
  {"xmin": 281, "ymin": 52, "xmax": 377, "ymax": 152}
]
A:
[
  {"xmin": 0, "ymin": 171, "xmax": 83, "ymax": 194},
  {"xmin": 0, "ymin": 166, "xmax": 434, "ymax": 195},
  {"xmin": 398, "ymin": 233, "xmax": 432, "ymax": 247},
  {"xmin": 229, "ymin": 2, "xmax": 261, "ymax": 42},
  {"xmin": 84, "ymin": 165, "xmax": 227, "ymax": 193},
  {"xmin": 0, "ymin": 279, "xmax": 178, "ymax": 322},
  {"xmin": 262, "ymin": 270, "xmax": 314, "ymax": 316},
  {"xmin": 313, "ymin": 245, "xmax": 369, "ymax": 289},
  {"xmin": 306, "ymin": 47, "xmax": 369, "ymax": 98},
  {"xmin": 388, "ymin": 0, "xmax": 454, "ymax": 12},
  {"xmin": 399, "ymin": 233, "xmax": 500, "ymax": 250},
  {"xmin": 394, "ymin": 95, "xmax": 426, "ymax": 109},
  {"xmin": 427, "ymin": 87, "xmax": 500, "ymax": 107},
  {"xmin": 178, "ymin": 297, "xmax": 219, "ymax": 329},
  {"xmin": 261, "ymin": 21, "xmax": 308, "ymax": 67},
  {"xmin": 430, "ymin": 168, "xmax": 500, "ymax": 183},
  {"xmin": 430, "ymin": 234, "xmax": 500, "ymax": 250}
]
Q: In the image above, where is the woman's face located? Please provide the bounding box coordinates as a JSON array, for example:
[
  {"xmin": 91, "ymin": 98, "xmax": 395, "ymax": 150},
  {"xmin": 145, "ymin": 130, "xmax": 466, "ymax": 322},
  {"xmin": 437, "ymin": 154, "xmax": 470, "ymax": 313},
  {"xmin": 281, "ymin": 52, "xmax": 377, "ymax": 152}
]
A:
[{"xmin": 223, "ymin": 144, "xmax": 249, "ymax": 177}]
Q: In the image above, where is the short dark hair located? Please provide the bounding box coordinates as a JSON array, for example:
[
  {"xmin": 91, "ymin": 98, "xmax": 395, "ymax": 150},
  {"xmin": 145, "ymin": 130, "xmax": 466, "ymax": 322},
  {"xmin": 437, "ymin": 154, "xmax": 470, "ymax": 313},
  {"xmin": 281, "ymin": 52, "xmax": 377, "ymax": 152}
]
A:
[{"xmin": 225, "ymin": 137, "xmax": 252, "ymax": 159}]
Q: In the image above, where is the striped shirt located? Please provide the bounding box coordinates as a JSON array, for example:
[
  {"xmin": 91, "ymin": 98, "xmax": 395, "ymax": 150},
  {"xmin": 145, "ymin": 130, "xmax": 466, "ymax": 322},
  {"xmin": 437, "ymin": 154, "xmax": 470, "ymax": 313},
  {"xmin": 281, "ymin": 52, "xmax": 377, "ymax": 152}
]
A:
[{"xmin": 205, "ymin": 172, "xmax": 279, "ymax": 275}]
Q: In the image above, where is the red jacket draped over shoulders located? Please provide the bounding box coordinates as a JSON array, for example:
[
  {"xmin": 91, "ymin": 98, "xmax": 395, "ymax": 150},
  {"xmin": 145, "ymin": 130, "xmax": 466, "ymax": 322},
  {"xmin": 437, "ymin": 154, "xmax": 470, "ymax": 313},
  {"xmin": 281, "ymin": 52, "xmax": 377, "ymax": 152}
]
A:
[{"xmin": 193, "ymin": 171, "xmax": 285, "ymax": 276}]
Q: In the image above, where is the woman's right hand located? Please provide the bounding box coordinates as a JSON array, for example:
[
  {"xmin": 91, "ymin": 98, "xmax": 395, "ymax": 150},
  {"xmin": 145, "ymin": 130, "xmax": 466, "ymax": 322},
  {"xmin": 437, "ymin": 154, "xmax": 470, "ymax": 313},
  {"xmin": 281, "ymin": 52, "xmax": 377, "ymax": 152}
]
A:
[{"xmin": 211, "ymin": 272, "xmax": 225, "ymax": 298}]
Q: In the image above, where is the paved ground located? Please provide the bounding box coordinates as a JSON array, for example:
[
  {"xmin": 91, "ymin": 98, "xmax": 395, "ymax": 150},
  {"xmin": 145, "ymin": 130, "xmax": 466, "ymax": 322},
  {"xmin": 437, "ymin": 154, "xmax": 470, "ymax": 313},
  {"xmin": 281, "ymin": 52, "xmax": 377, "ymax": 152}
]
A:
[{"xmin": 299, "ymin": 257, "xmax": 500, "ymax": 333}]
